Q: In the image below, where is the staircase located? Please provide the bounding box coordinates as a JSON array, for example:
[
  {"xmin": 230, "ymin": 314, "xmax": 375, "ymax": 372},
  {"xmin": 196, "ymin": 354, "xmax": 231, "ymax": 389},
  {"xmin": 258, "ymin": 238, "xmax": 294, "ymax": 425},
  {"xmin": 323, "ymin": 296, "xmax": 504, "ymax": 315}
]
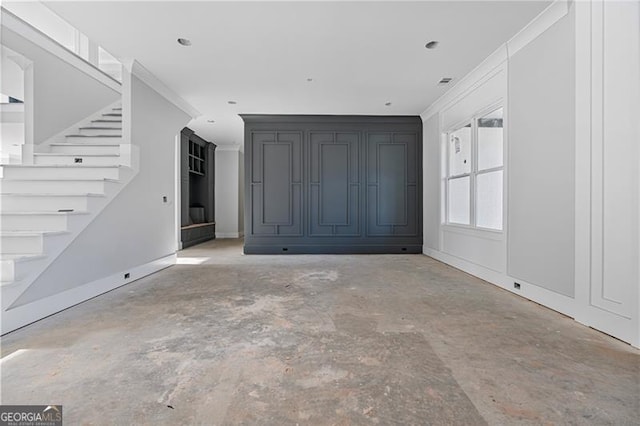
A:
[{"xmin": 0, "ymin": 104, "xmax": 136, "ymax": 311}]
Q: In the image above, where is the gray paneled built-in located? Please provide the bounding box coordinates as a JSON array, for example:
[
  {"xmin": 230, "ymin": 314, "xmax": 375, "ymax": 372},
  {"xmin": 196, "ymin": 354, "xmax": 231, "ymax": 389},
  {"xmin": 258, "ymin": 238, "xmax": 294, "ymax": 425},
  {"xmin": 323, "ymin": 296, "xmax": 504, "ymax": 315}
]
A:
[{"xmin": 241, "ymin": 115, "xmax": 422, "ymax": 254}]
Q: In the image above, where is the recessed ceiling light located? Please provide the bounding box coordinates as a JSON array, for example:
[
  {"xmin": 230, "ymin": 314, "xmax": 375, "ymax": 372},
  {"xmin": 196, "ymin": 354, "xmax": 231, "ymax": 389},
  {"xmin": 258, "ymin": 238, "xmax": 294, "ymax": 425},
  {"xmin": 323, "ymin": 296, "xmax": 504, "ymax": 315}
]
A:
[
  {"xmin": 227, "ymin": 100, "xmax": 237, "ymax": 105},
  {"xmin": 385, "ymin": 102, "xmax": 392, "ymax": 106},
  {"xmin": 438, "ymin": 77, "xmax": 453, "ymax": 85},
  {"xmin": 307, "ymin": 78, "xmax": 313, "ymax": 82},
  {"xmin": 425, "ymin": 40, "xmax": 439, "ymax": 49},
  {"xmin": 177, "ymin": 38, "xmax": 191, "ymax": 46}
]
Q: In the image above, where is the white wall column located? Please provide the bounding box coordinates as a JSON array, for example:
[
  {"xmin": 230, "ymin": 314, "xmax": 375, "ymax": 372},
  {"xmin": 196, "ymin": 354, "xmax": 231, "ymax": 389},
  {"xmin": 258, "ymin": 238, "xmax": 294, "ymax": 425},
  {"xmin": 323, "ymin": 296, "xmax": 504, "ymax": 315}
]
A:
[
  {"xmin": 573, "ymin": 0, "xmax": 640, "ymax": 346},
  {"xmin": 215, "ymin": 145, "xmax": 243, "ymax": 239}
]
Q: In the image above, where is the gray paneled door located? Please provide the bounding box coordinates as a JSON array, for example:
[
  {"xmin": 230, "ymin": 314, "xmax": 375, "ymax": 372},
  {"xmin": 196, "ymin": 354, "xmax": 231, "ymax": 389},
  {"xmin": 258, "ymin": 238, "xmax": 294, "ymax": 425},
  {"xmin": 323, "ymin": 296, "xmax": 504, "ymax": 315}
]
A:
[{"xmin": 242, "ymin": 115, "xmax": 422, "ymax": 254}]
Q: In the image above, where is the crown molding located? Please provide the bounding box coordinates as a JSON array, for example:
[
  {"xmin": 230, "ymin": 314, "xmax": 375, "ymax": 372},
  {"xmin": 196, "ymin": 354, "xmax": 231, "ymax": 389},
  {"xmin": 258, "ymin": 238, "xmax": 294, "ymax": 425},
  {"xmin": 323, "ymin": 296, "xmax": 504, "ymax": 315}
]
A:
[{"xmin": 421, "ymin": 0, "xmax": 569, "ymax": 120}]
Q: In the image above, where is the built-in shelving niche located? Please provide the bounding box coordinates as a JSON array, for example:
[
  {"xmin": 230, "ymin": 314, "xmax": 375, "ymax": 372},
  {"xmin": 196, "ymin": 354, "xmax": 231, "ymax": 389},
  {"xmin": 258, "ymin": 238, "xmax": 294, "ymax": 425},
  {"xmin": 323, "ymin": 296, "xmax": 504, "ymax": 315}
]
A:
[{"xmin": 180, "ymin": 127, "xmax": 216, "ymax": 248}]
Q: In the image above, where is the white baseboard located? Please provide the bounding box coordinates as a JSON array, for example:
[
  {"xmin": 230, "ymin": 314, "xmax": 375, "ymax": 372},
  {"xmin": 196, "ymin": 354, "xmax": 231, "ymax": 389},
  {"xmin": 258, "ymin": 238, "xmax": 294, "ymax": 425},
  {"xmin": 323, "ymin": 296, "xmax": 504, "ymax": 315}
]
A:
[
  {"xmin": 423, "ymin": 246, "xmax": 577, "ymax": 319},
  {"xmin": 216, "ymin": 232, "xmax": 243, "ymax": 239},
  {"xmin": 1, "ymin": 253, "xmax": 175, "ymax": 335}
]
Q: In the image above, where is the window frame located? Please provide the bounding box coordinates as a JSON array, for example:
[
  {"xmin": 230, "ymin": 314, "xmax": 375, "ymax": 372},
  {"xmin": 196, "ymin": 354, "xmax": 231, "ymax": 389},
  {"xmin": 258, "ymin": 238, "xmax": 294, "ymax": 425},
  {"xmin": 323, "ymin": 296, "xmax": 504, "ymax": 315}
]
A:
[{"xmin": 444, "ymin": 104, "xmax": 504, "ymax": 232}]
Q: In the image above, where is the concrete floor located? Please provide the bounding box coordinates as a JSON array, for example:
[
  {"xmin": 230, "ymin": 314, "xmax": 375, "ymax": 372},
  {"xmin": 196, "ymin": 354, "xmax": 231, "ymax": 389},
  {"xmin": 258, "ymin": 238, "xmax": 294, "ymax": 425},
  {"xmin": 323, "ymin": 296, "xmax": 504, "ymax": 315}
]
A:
[{"xmin": 1, "ymin": 239, "xmax": 638, "ymax": 425}]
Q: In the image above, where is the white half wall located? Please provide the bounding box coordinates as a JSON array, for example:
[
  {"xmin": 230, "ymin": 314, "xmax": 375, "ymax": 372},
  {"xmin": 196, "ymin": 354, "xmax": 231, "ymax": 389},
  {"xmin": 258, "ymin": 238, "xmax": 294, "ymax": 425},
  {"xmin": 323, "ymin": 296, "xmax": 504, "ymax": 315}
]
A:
[
  {"xmin": 1, "ymin": 19, "xmax": 120, "ymax": 145},
  {"xmin": 215, "ymin": 146, "xmax": 243, "ymax": 238},
  {"xmin": 11, "ymin": 73, "xmax": 191, "ymax": 306}
]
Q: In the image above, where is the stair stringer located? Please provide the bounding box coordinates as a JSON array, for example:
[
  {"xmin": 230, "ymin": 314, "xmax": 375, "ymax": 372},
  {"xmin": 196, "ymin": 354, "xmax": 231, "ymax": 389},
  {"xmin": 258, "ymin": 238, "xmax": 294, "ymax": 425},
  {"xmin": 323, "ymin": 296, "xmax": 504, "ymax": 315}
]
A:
[{"xmin": 0, "ymin": 147, "xmax": 139, "ymax": 333}]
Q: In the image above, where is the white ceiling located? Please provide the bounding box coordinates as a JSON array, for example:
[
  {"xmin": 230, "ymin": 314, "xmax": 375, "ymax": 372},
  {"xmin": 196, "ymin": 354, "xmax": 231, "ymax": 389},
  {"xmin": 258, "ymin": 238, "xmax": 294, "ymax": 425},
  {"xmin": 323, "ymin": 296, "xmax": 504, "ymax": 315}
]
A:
[{"xmin": 44, "ymin": 1, "xmax": 550, "ymax": 146}]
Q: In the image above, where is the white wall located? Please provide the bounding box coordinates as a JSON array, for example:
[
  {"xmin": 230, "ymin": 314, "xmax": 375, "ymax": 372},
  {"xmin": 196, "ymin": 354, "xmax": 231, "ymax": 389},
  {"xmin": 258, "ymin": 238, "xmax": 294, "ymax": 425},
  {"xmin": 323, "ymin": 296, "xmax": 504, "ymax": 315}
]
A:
[
  {"xmin": 421, "ymin": 0, "xmax": 640, "ymax": 347},
  {"xmin": 1, "ymin": 49, "xmax": 25, "ymax": 100},
  {"xmin": 238, "ymin": 151, "xmax": 245, "ymax": 235},
  {"xmin": 1, "ymin": 21, "xmax": 120, "ymax": 145},
  {"xmin": 13, "ymin": 73, "xmax": 191, "ymax": 305},
  {"xmin": 508, "ymin": 6, "xmax": 575, "ymax": 297},
  {"xmin": 422, "ymin": 114, "xmax": 440, "ymax": 251},
  {"xmin": 215, "ymin": 146, "xmax": 243, "ymax": 238}
]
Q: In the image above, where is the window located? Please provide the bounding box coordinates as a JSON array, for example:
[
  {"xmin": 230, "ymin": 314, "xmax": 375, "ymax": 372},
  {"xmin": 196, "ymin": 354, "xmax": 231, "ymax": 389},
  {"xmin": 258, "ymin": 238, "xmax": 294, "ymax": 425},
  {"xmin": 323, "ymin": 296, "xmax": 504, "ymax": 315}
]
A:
[{"xmin": 446, "ymin": 107, "xmax": 504, "ymax": 230}]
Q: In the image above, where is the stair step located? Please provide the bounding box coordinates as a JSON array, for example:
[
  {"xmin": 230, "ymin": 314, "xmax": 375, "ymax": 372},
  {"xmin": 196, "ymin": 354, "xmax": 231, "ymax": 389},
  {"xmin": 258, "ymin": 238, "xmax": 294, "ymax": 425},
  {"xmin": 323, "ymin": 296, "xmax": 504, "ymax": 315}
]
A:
[
  {"xmin": 78, "ymin": 127, "xmax": 122, "ymax": 136},
  {"xmin": 0, "ymin": 164, "xmax": 122, "ymax": 180},
  {"xmin": 66, "ymin": 135, "xmax": 122, "ymax": 144},
  {"xmin": 79, "ymin": 127, "xmax": 122, "ymax": 130},
  {"xmin": 0, "ymin": 178, "xmax": 117, "ymax": 194},
  {"xmin": 0, "ymin": 210, "xmax": 89, "ymax": 231},
  {"xmin": 112, "ymin": 107, "xmax": 122, "ymax": 111},
  {"xmin": 102, "ymin": 113, "xmax": 122, "ymax": 117},
  {"xmin": 34, "ymin": 153, "xmax": 121, "ymax": 166},
  {"xmin": 0, "ymin": 230, "xmax": 68, "ymax": 255},
  {"xmin": 49, "ymin": 143, "xmax": 120, "ymax": 155},
  {"xmin": 1, "ymin": 193, "xmax": 104, "ymax": 212},
  {"xmin": 91, "ymin": 119, "xmax": 122, "ymax": 129},
  {"xmin": 0, "ymin": 254, "xmax": 47, "ymax": 283}
]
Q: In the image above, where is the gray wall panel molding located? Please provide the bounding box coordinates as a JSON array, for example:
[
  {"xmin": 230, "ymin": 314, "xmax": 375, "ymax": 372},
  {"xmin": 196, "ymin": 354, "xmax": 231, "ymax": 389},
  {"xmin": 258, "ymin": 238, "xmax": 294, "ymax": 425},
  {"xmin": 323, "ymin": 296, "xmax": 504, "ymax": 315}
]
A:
[
  {"xmin": 241, "ymin": 115, "xmax": 421, "ymax": 126},
  {"xmin": 242, "ymin": 115, "xmax": 422, "ymax": 254}
]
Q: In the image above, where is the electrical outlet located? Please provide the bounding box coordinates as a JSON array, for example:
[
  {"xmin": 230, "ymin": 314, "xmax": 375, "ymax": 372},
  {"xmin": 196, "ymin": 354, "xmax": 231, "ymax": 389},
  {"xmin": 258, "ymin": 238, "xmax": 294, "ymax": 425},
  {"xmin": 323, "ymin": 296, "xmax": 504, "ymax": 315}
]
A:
[
  {"xmin": 163, "ymin": 196, "xmax": 167, "ymax": 203},
  {"xmin": 514, "ymin": 282, "xmax": 521, "ymax": 290},
  {"xmin": 124, "ymin": 273, "xmax": 130, "ymax": 279},
  {"xmin": 74, "ymin": 158, "xmax": 83, "ymax": 163}
]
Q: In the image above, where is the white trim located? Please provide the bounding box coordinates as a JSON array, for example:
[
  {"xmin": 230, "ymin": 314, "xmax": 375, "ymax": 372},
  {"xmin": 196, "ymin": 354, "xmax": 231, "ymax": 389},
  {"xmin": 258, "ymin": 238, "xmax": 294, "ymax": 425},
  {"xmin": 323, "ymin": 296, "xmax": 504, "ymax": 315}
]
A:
[
  {"xmin": 443, "ymin": 105, "xmax": 505, "ymax": 231},
  {"xmin": 1, "ymin": 253, "xmax": 175, "ymax": 335},
  {"xmin": 573, "ymin": 0, "xmax": 592, "ymax": 326},
  {"xmin": 175, "ymin": 134, "xmax": 182, "ymax": 252},
  {"xmin": 506, "ymin": 0, "xmax": 569, "ymax": 58},
  {"xmin": 421, "ymin": 48, "xmax": 507, "ymax": 120},
  {"xmin": 1, "ymin": 8, "xmax": 122, "ymax": 93},
  {"xmin": 421, "ymin": 0, "xmax": 569, "ymax": 120},
  {"xmin": 121, "ymin": 60, "xmax": 200, "ymax": 119},
  {"xmin": 215, "ymin": 232, "xmax": 243, "ymax": 239}
]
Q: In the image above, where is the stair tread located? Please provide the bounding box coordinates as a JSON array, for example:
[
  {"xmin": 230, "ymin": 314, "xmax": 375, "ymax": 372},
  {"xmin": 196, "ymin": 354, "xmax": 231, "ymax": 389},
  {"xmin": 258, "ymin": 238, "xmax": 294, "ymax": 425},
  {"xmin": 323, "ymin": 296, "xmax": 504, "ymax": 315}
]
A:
[
  {"xmin": 0, "ymin": 177, "xmax": 118, "ymax": 182},
  {"xmin": 66, "ymin": 134, "xmax": 122, "ymax": 138},
  {"xmin": 34, "ymin": 153, "xmax": 120, "ymax": 157},
  {"xmin": 1, "ymin": 164, "xmax": 122, "ymax": 168},
  {"xmin": 79, "ymin": 127, "xmax": 123, "ymax": 130},
  {"xmin": 0, "ymin": 210, "xmax": 90, "ymax": 215},
  {"xmin": 49, "ymin": 142, "xmax": 121, "ymax": 146},
  {"xmin": 0, "ymin": 279, "xmax": 30, "ymax": 288},
  {"xmin": 1, "ymin": 254, "xmax": 47, "ymax": 262},
  {"xmin": 102, "ymin": 113, "xmax": 122, "ymax": 117},
  {"xmin": 91, "ymin": 119, "xmax": 122, "ymax": 123},
  {"xmin": 1, "ymin": 230, "xmax": 68, "ymax": 236},
  {"xmin": 1, "ymin": 192, "xmax": 104, "ymax": 197}
]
